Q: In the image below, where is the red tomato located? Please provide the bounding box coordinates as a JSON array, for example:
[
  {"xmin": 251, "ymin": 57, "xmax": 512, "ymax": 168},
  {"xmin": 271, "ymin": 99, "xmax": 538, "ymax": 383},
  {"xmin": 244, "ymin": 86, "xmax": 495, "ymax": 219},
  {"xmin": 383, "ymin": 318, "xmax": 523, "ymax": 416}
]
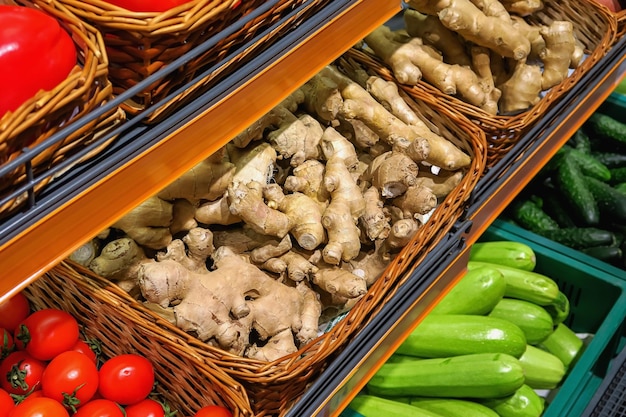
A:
[
  {"xmin": 0, "ymin": 351, "xmax": 45, "ymax": 395},
  {"xmin": 8, "ymin": 397, "xmax": 69, "ymax": 417},
  {"xmin": 98, "ymin": 354, "xmax": 155, "ymax": 405},
  {"xmin": 194, "ymin": 405, "xmax": 233, "ymax": 417},
  {"xmin": 125, "ymin": 398, "xmax": 166, "ymax": 417},
  {"xmin": 14, "ymin": 308, "xmax": 79, "ymax": 361},
  {"xmin": 70, "ymin": 339, "xmax": 98, "ymax": 364},
  {"xmin": 0, "ymin": 388, "xmax": 15, "ymax": 417},
  {"xmin": 0, "ymin": 293, "xmax": 30, "ymax": 333},
  {"xmin": 41, "ymin": 351, "xmax": 99, "ymax": 409},
  {"xmin": 1, "ymin": 328, "xmax": 14, "ymax": 359},
  {"xmin": 73, "ymin": 399, "xmax": 125, "ymax": 417}
]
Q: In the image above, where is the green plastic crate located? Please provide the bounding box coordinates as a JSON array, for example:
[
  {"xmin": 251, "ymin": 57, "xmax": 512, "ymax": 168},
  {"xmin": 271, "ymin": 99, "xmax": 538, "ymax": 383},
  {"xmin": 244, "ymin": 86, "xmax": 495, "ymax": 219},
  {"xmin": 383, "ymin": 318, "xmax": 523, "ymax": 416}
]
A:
[{"xmin": 480, "ymin": 219, "xmax": 626, "ymax": 417}]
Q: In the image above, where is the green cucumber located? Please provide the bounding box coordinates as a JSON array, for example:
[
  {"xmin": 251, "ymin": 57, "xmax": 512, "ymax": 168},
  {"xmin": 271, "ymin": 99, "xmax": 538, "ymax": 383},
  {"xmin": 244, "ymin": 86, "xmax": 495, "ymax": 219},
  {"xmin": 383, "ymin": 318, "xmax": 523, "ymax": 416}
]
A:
[
  {"xmin": 467, "ymin": 261, "xmax": 560, "ymax": 306},
  {"xmin": 616, "ymin": 182, "xmax": 626, "ymax": 193},
  {"xmin": 469, "ymin": 241, "xmax": 536, "ymax": 271},
  {"xmin": 564, "ymin": 146, "xmax": 611, "ymax": 181},
  {"xmin": 518, "ymin": 344, "xmax": 566, "ymax": 389},
  {"xmin": 580, "ymin": 245, "xmax": 623, "ymax": 264},
  {"xmin": 349, "ymin": 395, "xmax": 447, "ymax": 417},
  {"xmin": 583, "ymin": 175, "xmax": 626, "ymax": 222},
  {"xmin": 508, "ymin": 199, "xmax": 560, "ymax": 234},
  {"xmin": 591, "ymin": 152, "xmax": 626, "ymax": 168},
  {"xmin": 538, "ymin": 322, "xmax": 584, "ymax": 369},
  {"xmin": 409, "ymin": 398, "xmax": 500, "ymax": 417},
  {"xmin": 396, "ymin": 314, "xmax": 527, "ymax": 359},
  {"xmin": 430, "ymin": 266, "xmax": 506, "ymax": 315},
  {"xmin": 542, "ymin": 191, "xmax": 578, "ymax": 228},
  {"xmin": 610, "ymin": 167, "xmax": 626, "ymax": 183},
  {"xmin": 569, "ymin": 129, "xmax": 591, "ymax": 153},
  {"xmin": 538, "ymin": 227, "xmax": 615, "ymax": 249},
  {"xmin": 556, "ymin": 152, "xmax": 600, "ymax": 225},
  {"xmin": 488, "ymin": 298, "xmax": 554, "ymax": 345},
  {"xmin": 480, "ymin": 384, "xmax": 545, "ymax": 417},
  {"xmin": 588, "ymin": 113, "xmax": 626, "ymax": 145},
  {"xmin": 367, "ymin": 353, "xmax": 525, "ymax": 399}
]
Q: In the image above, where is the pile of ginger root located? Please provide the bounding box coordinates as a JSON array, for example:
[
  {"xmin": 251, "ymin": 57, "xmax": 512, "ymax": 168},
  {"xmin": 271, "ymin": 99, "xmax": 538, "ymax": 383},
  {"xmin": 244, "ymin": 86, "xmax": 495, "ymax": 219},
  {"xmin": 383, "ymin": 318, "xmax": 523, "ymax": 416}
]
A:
[
  {"xmin": 70, "ymin": 61, "xmax": 472, "ymax": 363},
  {"xmin": 363, "ymin": 0, "xmax": 584, "ymax": 115}
]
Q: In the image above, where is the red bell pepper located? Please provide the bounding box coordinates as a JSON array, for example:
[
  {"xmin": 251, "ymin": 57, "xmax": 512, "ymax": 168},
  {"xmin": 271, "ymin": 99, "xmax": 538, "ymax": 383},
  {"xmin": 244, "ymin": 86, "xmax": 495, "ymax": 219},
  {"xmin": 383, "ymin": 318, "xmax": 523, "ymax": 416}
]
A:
[{"xmin": 0, "ymin": 5, "xmax": 77, "ymax": 118}]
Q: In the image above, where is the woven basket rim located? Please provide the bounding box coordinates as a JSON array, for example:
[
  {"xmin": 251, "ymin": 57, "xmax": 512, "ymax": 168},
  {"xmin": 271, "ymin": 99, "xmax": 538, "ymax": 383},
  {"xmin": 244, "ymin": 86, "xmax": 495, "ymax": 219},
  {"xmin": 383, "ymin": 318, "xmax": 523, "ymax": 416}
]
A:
[{"xmin": 56, "ymin": 0, "xmax": 244, "ymax": 33}]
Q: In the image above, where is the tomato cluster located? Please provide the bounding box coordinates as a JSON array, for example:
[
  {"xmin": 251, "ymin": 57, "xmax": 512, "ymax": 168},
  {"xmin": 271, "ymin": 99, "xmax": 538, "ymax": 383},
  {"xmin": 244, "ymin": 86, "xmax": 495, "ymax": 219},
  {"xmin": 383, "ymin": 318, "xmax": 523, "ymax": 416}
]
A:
[{"xmin": 0, "ymin": 293, "xmax": 233, "ymax": 417}]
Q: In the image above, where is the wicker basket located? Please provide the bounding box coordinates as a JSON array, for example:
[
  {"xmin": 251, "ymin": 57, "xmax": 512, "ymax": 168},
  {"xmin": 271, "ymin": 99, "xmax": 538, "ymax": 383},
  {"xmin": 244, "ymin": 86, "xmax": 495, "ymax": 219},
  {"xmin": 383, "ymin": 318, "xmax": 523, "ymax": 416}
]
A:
[
  {"xmin": 348, "ymin": 0, "xmax": 618, "ymax": 169},
  {"xmin": 59, "ymin": 62, "xmax": 488, "ymax": 416},
  {"xmin": 1, "ymin": 0, "xmax": 125, "ymax": 218},
  {"xmin": 49, "ymin": 0, "xmax": 330, "ymax": 120},
  {"xmin": 24, "ymin": 262, "xmax": 254, "ymax": 417}
]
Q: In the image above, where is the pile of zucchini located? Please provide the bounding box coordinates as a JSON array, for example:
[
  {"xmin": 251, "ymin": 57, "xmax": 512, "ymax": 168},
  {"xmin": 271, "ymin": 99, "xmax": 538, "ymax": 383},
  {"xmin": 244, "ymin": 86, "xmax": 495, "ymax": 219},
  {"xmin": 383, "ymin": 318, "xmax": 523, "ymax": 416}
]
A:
[
  {"xmin": 349, "ymin": 241, "xmax": 583, "ymax": 417},
  {"xmin": 506, "ymin": 110, "xmax": 626, "ymax": 268}
]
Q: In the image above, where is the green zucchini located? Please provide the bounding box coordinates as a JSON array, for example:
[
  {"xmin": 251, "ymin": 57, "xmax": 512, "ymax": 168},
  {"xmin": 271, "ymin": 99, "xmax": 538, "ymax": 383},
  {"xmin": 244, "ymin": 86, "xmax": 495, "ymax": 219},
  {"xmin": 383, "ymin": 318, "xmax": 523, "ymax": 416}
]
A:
[
  {"xmin": 583, "ymin": 175, "xmax": 626, "ymax": 222},
  {"xmin": 556, "ymin": 152, "xmax": 600, "ymax": 225},
  {"xmin": 480, "ymin": 384, "xmax": 545, "ymax": 417},
  {"xmin": 518, "ymin": 344, "xmax": 566, "ymax": 389},
  {"xmin": 543, "ymin": 291, "xmax": 570, "ymax": 325},
  {"xmin": 430, "ymin": 266, "xmax": 506, "ymax": 315},
  {"xmin": 386, "ymin": 353, "xmax": 424, "ymax": 363},
  {"xmin": 396, "ymin": 314, "xmax": 527, "ymax": 359},
  {"xmin": 467, "ymin": 261, "xmax": 560, "ymax": 306},
  {"xmin": 538, "ymin": 322, "xmax": 584, "ymax": 369},
  {"xmin": 488, "ymin": 298, "xmax": 555, "ymax": 345},
  {"xmin": 349, "ymin": 395, "xmax": 447, "ymax": 417},
  {"xmin": 367, "ymin": 353, "xmax": 525, "ymax": 399},
  {"xmin": 538, "ymin": 227, "xmax": 615, "ymax": 249},
  {"xmin": 588, "ymin": 113, "xmax": 626, "ymax": 145},
  {"xmin": 469, "ymin": 241, "xmax": 536, "ymax": 271},
  {"xmin": 508, "ymin": 199, "xmax": 560, "ymax": 234},
  {"xmin": 409, "ymin": 398, "xmax": 500, "ymax": 417}
]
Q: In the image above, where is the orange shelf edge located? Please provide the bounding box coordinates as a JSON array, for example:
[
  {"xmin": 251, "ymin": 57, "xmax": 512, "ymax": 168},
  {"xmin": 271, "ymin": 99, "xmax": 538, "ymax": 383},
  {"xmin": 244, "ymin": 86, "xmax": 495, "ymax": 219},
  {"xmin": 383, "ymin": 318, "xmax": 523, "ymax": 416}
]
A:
[{"xmin": 0, "ymin": 0, "xmax": 402, "ymax": 303}]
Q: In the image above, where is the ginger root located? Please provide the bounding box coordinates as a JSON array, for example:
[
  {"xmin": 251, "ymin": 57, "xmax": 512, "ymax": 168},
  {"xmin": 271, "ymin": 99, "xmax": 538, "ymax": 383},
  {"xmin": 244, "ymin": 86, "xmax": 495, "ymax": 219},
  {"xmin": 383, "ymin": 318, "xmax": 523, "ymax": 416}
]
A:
[
  {"xmin": 540, "ymin": 21, "xmax": 576, "ymax": 90},
  {"xmin": 408, "ymin": 0, "xmax": 530, "ymax": 60},
  {"xmin": 111, "ymin": 195, "xmax": 173, "ymax": 250},
  {"xmin": 138, "ymin": 247, "xmax": 319, "ymax": 361}
]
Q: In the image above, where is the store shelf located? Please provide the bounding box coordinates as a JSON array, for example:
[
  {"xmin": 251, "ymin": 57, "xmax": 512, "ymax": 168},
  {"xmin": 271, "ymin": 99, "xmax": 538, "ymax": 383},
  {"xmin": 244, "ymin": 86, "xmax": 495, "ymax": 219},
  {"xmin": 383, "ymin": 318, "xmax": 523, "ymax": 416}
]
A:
[
  {"xmin": 286, "ymin": 34, "xmax": 626, "ymax": 417},
  {"xmin": 0, "ymin": 0, "xmax": 401, "ymax": 303}
]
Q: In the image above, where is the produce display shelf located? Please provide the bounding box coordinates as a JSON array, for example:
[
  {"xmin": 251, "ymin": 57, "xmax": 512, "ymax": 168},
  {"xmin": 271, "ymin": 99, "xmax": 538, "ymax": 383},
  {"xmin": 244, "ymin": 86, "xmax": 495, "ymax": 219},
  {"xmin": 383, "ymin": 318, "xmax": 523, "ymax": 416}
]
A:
[
  {"xmin": 286, "ymin": 34, "xmax": 626, "ymax": 417},
  {"xmin": 0, "ymin": 0, "xmax": 401, "ymax": 303},
  {"xmin": 465, "ymin": 34, "xmax": 626, "ymax": 246}
]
